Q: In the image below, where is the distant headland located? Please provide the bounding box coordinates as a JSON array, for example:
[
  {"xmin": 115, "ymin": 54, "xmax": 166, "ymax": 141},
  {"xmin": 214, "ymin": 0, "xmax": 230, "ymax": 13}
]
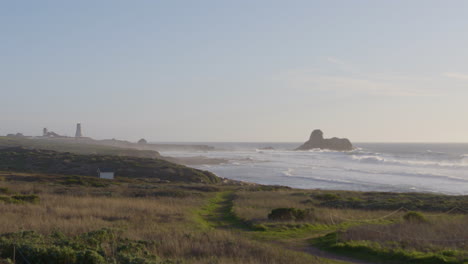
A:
[
  {"xmin": 295, "ymin": 129, "xmax": 353, "ymax": 151},
  {"xmin": 5, "ymin": 123, "xmax": 215, "ymax": 153}
]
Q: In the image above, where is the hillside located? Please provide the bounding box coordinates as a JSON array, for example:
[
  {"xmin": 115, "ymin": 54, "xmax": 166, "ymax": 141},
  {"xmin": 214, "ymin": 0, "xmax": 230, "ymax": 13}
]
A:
[
  {"xmin": 0, "ymin": 147, "xmax": 220, "ymax": 183},
  {"xmin": 0, "ymin": 136, "xmax": 161, "ymax": 159},
  {"xmin": 0, "ymin": 136, "xmax": 225, "ymax": 166}
]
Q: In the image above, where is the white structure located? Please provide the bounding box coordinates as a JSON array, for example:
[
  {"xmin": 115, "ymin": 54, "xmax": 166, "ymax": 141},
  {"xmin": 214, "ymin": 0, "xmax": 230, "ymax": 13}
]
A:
[
  {"xmin": 97, "ymin": 168, "xmax": 114, "ymax": 179},
  {"xmin": 75, "ymin": 123, "xmax": 83, "ymax": 138}
]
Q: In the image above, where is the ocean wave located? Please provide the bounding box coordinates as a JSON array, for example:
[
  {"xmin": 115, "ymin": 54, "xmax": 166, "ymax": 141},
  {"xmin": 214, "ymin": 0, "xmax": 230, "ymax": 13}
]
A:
[
  {"xmin": 279, "ymin": 174, "xmax": 358, "ymax": 185},
  {"xmin": 350, "ymin": 154, "xmax": 468, "ymax": 168},
  {"xmin": 425, "ymin": 150, "xmax": 446, "ymax": 155},
  {"xmin": 293, "ymin": 148, "xmax": 352, "ymax": 154},
  {"xmin": 282, "ymin": 168, "xmax": 294, "ymax": 176},
  {"xmin": 344, "ymin": 168, "xmax": 468, "ymax": 183},
  {"xmin": 351, "ymin": 155, "xmax": 385, "ymax": 164}
]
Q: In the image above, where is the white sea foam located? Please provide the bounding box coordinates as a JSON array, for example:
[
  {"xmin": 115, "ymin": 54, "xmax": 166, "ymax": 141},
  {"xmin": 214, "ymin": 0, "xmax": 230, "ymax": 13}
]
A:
[
  {"xmin": 282, "ymin": 168, "xmax": 294, "ymax": 176},
  {"xmin": 425, "ymin": 150, "xmax": 445, "ymax": 155},
  {"xmin": 350, "ymin": 154, "xmax": 468, "ymax": 168}
]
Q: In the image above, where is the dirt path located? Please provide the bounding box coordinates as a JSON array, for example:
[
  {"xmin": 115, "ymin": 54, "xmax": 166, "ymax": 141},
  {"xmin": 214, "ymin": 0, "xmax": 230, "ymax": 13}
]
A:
[
  {"xmin": 198, "ymin": 191, "xmax": 250, "ymax": 229},
  {"xmin": 301, "ymin": 245, "xmax": 376, "ymax": 264},
  {"xmin": 198, "ymin": 191, "xmax": 378, "ymax": 264}
]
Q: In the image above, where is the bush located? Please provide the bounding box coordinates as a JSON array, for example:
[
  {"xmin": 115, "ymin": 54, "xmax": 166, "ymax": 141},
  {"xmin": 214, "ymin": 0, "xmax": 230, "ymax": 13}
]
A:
[
  {"xmin": 0, "ymin": 229, "xmax": 163, "ymax": 264},
  {"xmin": 403, "ymin": 211, "xmax": 427, "ymax": 223},
  {"xmin": 300, "ymin": 199, "xmax": 314, "ymax": 205},
  {"xmin": 11, "ymin": 194, "xmax": 40, "ymax": 204},
  {"xmin": 77, "ymin": 250, "xmax": 106, "ymax": 264},
  {"xmin": 314, "ymin": 193, "xmax": 341, "ymax": 201},
  {"xmin": 268, "ymin": 208, "xmax": 315, "ymax": 221},
  {"xmin": 0, "ymin": 195, "xmax": 11, "ymax": 203}
]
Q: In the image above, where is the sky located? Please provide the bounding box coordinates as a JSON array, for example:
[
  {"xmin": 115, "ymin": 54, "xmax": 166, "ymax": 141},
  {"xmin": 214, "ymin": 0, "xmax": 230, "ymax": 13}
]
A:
[{"xmin": 1, "ymin": 0, "xmax": 468, "ymax": 142}]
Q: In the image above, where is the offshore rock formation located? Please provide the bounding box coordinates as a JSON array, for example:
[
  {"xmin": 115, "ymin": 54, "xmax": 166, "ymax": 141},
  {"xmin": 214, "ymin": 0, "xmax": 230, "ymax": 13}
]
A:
[
  {"xmin": 296, "ymin": 129, "xmax": 353, "ymax": 151},
  {"xmin": 138, "ymin": 138, "xmax": 148, "ymax": 145}
]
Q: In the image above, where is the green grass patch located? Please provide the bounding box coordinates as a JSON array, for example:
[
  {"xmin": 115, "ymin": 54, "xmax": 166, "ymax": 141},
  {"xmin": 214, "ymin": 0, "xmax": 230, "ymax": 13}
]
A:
[
  {"xmin": 312, "ymin": 232, "xmax": 468, "ymax": 264},
  {"xmin": 0, "ymin": 229, "xmax": 172, "ymax": 264},
  {"xmin": 312, "ymin": 191, "xmax": 468, "ymax": 212},
  {"xmin": 0, "ymin": 194, "xmax": 40, "ymax": 204},
  {"xmin": 194, "ymin": 191, "xmax": 252, "ymax": 229}
]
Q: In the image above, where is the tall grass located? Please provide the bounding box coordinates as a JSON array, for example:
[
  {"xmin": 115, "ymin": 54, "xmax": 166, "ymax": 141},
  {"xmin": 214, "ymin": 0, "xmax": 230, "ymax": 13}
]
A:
[
  {"xmin": 0, "ymin": 180, "xmax": 321, "ymax": 263},
  {"xmin": 342, "ymin": 215, "xmax": 468, "ymax": 251},
  {"xmin": 233, "ymin": 190, "xmax": 405, "ymax": 226}
]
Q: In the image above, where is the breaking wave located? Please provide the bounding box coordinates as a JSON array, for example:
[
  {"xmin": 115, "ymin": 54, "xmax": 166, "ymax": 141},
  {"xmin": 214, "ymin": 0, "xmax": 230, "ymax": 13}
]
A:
[
  {"xmin": 350, "ymin": 154, "xmax": 468, "ymax": 168},
  {"xmin": 282, "ymin": 168, "xmax": 294, "ymax": 176}
]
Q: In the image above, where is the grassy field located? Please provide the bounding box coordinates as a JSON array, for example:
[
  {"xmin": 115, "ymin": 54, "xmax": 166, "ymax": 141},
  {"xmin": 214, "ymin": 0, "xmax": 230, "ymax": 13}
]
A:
[
  {"xmin": 0, "ymin": 173, "xmax": 329, "ymax": 264},
  {"xmin": 231, "ymin": 190, "xmax": 468, "ymax": 264},
  {"xmin": 2, "ymin": 173, "xmax": 467, "ymax": 263}
]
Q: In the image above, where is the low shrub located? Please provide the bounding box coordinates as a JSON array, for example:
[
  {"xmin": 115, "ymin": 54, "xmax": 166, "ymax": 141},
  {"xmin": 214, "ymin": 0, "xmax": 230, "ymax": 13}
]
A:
[
  {"xmin": 11, "ymin": 194, "xmax": 40, "ymax": 204},
  {"xmin": 314, "ymin": 193, "xmax": 341, "ymax": 201},
  {"xmin": 403, "ymin": 211, "xmax": 427, "ymax": 223},
  {"xmin": 0, "ymin": 195, "xmax": 11, "ymax": 203},
  {"xmin": 0, "ymin": 229, "xmax": 164, "ymax": 264},
  {"xmin": 0, "ymin": 194, "xmax": 40, "ymax": 204},
  {"xmin": 268, "ymin": 208, "xmax": 315, "ymax": 221},
  {"xmin": 313, "ymin": 232, "xmax": 467, "ymax": 264},
  {"xmin": 181, "ymin": 185, "xmax": 220, "ymax": 192},
  {"xmin": 300, "ymin": 199, "xmax": 314, "ymax": 204},
  {"xmin": 0, "ymin": 187, "xmax": 10, "ymax": 194}
]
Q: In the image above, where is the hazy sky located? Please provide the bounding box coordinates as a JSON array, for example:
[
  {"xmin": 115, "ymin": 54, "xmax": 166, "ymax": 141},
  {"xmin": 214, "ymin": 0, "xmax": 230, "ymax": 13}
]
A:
[{"xmin": 2, "ymin": 1, "xmax": 468, "ymax": 142}]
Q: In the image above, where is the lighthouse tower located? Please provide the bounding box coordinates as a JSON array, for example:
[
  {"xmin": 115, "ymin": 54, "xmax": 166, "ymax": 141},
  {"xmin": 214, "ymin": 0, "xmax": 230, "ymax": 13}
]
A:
[{"xmin": 75, "ymin": 123, "xmax": 83, "ymax": 138}]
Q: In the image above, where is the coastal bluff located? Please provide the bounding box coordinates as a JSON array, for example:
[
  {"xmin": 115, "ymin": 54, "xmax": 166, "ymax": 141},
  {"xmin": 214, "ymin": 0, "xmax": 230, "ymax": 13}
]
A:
[{"xmin": 295, "ymin": 129, "xmax": 353, "ymax": 151}]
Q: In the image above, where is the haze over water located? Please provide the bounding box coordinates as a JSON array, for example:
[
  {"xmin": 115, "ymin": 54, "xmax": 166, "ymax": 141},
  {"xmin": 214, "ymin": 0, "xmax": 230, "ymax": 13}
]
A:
[{"xmin": 160, "ymin": 142, "xmax": 468, "ymax": 195}]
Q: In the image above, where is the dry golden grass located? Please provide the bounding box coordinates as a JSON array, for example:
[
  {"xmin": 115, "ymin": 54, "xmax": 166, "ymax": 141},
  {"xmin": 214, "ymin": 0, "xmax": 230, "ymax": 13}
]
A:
[
  {"xmin": 0, "ymin": 194, "xmax": 198, "ymax": 236},
  {"xmin": 233, "ymin": 190, "xmax": 404, "ymax": 225},
  {"xmin": 0, "ymin": 180, "xmax": 321, "ymax": 263},
  {"xmin": 342, "ymin": 215, "xmax": 468, "ymax": 251}
]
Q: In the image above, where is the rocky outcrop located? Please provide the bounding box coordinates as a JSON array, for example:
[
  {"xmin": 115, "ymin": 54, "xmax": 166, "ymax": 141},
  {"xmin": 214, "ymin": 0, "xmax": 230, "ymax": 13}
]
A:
[
  {"xmin": 259, "ymin": 146, "xmax": 275, "ymax": 150},
  {"xmin": 295, "ymin": 129, "xmax": 353, "ymax": 151},
  {"xmin": 138, "ymin": 138, "xmax": 148, "ymax": 145}
]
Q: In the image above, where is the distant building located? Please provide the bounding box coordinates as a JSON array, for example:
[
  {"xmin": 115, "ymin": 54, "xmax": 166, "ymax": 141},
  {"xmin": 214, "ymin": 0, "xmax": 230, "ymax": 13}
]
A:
[
  {"xmin": 6, "ymin": 133, "xmax": 25, "ymax": 138},
  {"xmin": 75, "ymin": 123, "xmax": 83, "ymax": 138},
  {"xmin": 97, "ymin": 168, "xmax": 114, "ymax": 179},
  {"xmin": 43, "ymin": 130, "xmax": 63, "ymax": 138}
]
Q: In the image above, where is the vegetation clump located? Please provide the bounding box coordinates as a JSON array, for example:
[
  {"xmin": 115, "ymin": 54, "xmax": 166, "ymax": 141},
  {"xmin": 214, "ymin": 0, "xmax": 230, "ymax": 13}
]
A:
[
  {"xmin": 311, "ymin": 191, "xmax": 468, "ymax": 212},
  {"xmin": 268, "ymin": 208, "xmax": 315, "ymax": 221},
  {"xmin": 0, "ymin": 194, "xmax": 39, "ymax": 204},
  {"xmin": 403, "ymin": 211, "xmax": 427, "ymax": 223},
  {"xmin": 313, "ymin": 232, "xmax": 468, "ymax": 264},
  {"xmin": 0, "ymin": 187, "xmax": 10, "ymax": 194},
  {"xmin": 313, "ymin": 193, "xmax": 341, "ymax": 201},
  {"xmin": 0, "ymin": 229, "xmax": 167, "ymax": 264}
]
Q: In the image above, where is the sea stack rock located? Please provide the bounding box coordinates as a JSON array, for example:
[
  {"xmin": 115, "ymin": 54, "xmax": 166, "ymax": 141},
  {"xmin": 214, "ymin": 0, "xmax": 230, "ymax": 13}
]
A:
[{"xmin": 295, "ymin": 129, "xmax": 353, "ymax": 151}]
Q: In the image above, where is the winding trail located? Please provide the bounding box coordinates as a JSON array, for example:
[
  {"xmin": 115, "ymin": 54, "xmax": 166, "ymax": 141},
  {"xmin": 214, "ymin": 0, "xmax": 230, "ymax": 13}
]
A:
[{"xmin": 198, "ymin": 191, "xmax": 377, "ymax": 264}]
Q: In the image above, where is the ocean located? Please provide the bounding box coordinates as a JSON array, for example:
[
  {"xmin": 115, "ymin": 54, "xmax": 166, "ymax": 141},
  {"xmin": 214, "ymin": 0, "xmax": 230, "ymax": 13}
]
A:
[{"xmin": 159, "ymin": 143, "xmax": 468, "ymax": 195}]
